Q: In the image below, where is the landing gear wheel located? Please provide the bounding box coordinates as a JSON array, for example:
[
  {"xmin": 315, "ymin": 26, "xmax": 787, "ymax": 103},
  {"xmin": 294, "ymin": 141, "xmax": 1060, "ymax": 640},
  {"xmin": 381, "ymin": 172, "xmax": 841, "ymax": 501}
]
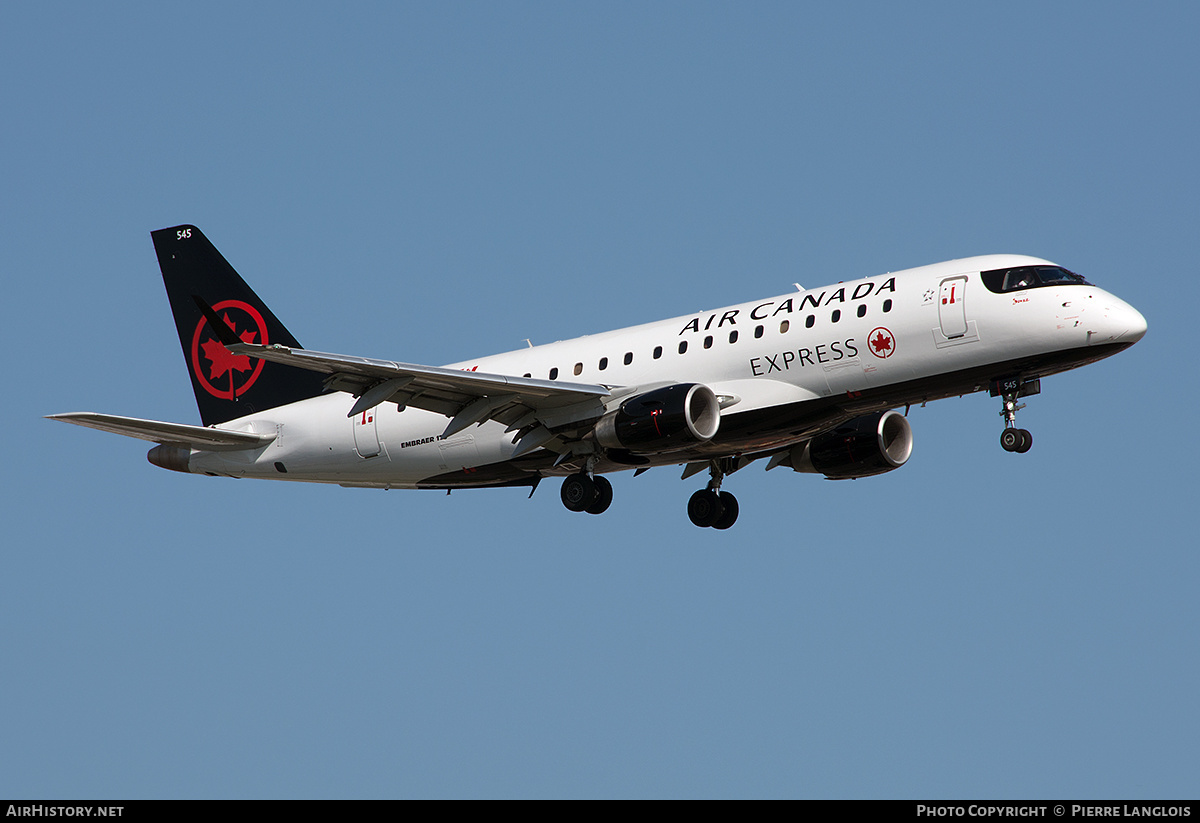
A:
[
  {"xmin": 585, "ymin": 476, "xmax": 613, "ymax": 515},
  {"xmin": 561, "ymin": 473, "xmax": 597, "ymax": 512},
  {"xmin": 1000, "ymin": 428, "xmax": 1033, "ymax": 453},
  {"xmin": 712, "ymin": 492, "xmax": 739, "ymax": 530},
  {"xmin": 1000, "ymin": 428, "xmax": 1022, "ymax": 452},
  {"xmin": 687, "ymin": 489, "xmax": 725, "ymax": 528}
]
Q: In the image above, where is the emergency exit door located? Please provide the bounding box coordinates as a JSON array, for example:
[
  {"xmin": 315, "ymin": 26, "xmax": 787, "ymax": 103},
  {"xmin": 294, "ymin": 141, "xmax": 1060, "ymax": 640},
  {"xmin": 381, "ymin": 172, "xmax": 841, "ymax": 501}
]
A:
[{"xmin": 353, "ymin": 407, "xmax": 381, "ymax": 458}]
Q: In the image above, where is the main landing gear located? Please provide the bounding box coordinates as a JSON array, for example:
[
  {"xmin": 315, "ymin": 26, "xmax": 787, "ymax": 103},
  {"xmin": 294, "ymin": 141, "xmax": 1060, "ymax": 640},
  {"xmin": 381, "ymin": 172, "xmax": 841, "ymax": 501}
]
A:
[
  {"xmin": 993, "ymin": 376, "xmax": 1039, "ymax": 454},
  {"xmin": 687, "ymin": 461, "xmax": 739, "ymax": 530},
  {"xmin": 560, "ymin": 472, "xmax": 613, "ymax": 515}
]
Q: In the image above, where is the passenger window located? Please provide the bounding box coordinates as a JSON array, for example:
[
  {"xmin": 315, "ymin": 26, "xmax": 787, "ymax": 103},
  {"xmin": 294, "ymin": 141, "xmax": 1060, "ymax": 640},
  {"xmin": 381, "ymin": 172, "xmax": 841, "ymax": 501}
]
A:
[
  {"xmin": 653, "ymin": 346, "xmax": 663, "ymax": 359},
  {"xmin": 678, "ymin": 341, "xmax": 688, "ymax": 354},
  {"xmin": 523, "ymin": 373, "xmax": 531, "ymax": 378},
  {"xmin": 779, "ymin": 320, "xmax": 790, "ymax": 334},
  {"xmin": 857, "ymin": 305, "xmax": 867, "ymax": 318},
  {"xmin": 754, "ymin": 325, "xmax": 764, "ymax": 338},
  {"xmin": 599, "ymin": 357, "xmax": 608, "ymax": 371},
  {"xmin": 549, "ymin": 367, "xmax": 558, "ymax": 380},
  {"xmin": 574, "ymin": 362, "xmax": 583, "ymax": 376},
  {"xmin": 831, "ymin": 309, "xmax": 841, "ymax": 323},
  {"xmin": 704, "ymin": 336, "xmax": 713, "ymax": 349},
  {"xmin": 883, "ymin": 299, "xmax": 892, "ymax": 313},
  {"xmin": 728, "ymin": 330, "xmax": 738, "ymax": 344},
  {"xmin": 805, "ymin": 315, "xmax": 815, "ymax": 328},
  {"xmin": 624, "ymin": 352, "xmax": 633, "ymax": 365}
]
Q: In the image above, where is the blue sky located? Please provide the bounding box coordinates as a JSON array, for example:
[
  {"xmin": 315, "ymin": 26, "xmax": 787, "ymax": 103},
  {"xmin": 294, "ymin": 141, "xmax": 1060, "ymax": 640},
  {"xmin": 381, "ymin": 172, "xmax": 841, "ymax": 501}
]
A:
[{"xmin": 3, "ymin": 2, "xmax": 1197, "ymax": 798}]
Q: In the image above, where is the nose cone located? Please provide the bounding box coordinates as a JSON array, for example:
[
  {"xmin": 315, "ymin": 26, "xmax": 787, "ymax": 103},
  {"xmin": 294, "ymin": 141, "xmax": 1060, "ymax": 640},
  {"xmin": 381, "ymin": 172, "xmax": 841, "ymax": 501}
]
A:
[
  {"xmin": 1123, "ymin": 303, "xmax": 1148, "ymax": 344},
  {"xmin": 1087, "ymin": 293, "xmax": 1147, "ymax": 347}
]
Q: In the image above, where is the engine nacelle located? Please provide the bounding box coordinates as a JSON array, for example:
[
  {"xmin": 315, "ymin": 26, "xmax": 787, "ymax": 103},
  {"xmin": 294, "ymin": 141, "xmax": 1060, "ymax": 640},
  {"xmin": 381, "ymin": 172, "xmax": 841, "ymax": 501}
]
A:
[
  {"xmin": 791, "ymin": 410, "xmax": 913, "ymax": 479},
  {"xmin": 595, "ymin": 383, "xmax": 721, "ymax": 454}
]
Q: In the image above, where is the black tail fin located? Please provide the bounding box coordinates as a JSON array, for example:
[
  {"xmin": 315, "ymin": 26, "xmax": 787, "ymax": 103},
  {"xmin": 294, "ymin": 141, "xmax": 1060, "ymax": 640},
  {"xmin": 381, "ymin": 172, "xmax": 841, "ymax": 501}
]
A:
[{"xmin": 152, "ymin": 224, "xmax": 326, "ymax": 426}]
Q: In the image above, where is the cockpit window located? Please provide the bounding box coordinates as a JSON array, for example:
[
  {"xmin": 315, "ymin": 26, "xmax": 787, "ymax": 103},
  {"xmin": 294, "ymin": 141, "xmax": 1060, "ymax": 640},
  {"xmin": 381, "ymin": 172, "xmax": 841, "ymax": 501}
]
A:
[{"xmin": 981, "ymin": 265, "xmax": 1091, "ymax": 294}]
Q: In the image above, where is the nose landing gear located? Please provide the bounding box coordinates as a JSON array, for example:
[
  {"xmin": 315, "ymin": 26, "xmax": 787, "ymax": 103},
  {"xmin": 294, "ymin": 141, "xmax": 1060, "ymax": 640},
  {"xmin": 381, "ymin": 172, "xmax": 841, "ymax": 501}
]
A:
[
  {"xmin": 687, "ymin": 461, "xmax": 739, "ymax": 529},
  {"xmin": 992, "ymin": 377, "xmax": 1039, "ymax": 454}
]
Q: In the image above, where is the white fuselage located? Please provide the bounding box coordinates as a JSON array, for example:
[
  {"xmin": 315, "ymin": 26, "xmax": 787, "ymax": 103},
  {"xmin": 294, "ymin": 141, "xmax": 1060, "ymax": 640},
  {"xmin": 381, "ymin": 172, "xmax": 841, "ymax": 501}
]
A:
[{"xmin": 187, "ymin": 255, "xmax": 1146, "ymax": 488}]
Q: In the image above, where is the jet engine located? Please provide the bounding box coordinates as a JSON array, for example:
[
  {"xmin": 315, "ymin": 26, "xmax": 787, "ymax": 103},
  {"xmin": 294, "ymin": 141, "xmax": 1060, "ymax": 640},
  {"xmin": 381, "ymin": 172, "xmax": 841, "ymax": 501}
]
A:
[
  {"xmin": 594, "ymin": 383, "xmax": 720, "ymax": 454},
  {"xmin": 790, "ymin": 409, "xmax": 913, "ymax": 479}
]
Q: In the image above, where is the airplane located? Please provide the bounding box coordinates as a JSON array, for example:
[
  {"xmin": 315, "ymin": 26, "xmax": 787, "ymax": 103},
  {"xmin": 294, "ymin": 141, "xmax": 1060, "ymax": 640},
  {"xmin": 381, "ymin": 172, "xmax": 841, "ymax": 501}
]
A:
[{"xmin": 49, "ymin": 225, "xmax": 1147, "ymax": 529}]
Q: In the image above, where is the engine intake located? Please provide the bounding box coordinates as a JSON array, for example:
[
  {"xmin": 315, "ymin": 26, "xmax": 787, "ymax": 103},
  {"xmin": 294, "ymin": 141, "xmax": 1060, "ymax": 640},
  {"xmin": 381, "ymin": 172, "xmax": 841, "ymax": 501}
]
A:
[
  {"xmin": 595, "ymin": 383, "xmax": 720, "ymax": 454},
  {"xmin": 792, "ymin": 410, "xmax": 913, "ymax": 479}
]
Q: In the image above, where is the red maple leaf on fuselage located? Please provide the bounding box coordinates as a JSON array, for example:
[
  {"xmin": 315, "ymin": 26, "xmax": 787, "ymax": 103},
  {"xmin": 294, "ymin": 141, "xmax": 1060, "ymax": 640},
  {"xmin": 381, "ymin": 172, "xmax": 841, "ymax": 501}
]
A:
[
  {"xmin": 199, "ymin": 313, "xmax": 259, "ymax": 381},
  {"xmin": 871, "ymin": 331, "xmax": 893, "ymax": 354}
]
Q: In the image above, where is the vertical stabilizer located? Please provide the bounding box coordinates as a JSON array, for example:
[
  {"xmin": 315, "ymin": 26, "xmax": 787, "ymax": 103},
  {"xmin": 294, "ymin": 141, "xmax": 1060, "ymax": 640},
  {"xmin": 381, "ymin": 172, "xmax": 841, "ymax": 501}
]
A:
[{"xmin": 151, "ymin": 224, "xmax": 326, "ymax": 426}]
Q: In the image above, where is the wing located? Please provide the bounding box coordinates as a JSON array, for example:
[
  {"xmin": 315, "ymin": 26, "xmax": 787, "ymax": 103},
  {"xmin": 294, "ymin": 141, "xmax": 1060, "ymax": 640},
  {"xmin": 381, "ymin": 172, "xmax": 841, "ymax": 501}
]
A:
[
  {"xmin": 222, "ymin": 339, "xmax": 616, "ymax": 452},
  {"xmin": 194, "ymin": 296, "xmax": 626, "ymax": 454},
  {"xmin": 47, "ymin": 412, "xmax": 276, "ymax": 451}
]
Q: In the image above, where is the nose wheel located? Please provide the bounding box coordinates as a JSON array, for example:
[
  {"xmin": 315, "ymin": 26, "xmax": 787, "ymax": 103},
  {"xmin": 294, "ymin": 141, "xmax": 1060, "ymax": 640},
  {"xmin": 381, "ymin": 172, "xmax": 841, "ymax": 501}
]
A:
[
  {"xmin": 687, "ymin": 461, "xmax": 739, "ymax": 529},
  {"xmin": 1000, "ymin": 427, "xmax": 1033, "ymax": 453}
]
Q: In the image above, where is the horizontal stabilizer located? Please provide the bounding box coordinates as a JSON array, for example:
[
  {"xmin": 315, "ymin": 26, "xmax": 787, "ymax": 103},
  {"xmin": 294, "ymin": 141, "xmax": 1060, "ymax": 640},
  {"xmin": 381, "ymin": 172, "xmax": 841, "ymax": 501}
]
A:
[{"xmin": 47, "ymin": 412, "xmax": 275, "ymax": 451}]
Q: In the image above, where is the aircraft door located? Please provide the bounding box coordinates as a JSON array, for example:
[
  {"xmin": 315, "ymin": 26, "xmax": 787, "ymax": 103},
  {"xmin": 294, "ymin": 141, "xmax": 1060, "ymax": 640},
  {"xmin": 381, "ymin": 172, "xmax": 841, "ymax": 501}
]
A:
[
  {"xmin": 353, "ymin": 407, "xmax": 381, "ymax": 458},
  {"xmin": 938, "ymin": 276, "xmax": 968, "ymax": 338}
]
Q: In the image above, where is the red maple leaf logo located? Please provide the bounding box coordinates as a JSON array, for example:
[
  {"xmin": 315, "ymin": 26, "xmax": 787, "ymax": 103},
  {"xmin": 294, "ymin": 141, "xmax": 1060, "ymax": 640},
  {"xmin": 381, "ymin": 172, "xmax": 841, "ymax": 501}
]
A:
[
  {"xmin": 199, "ymin": 313, "xmax": 258, "ymax": 380},
  {"xmin": 870, "ymin": 330, "xmax": 893, "ymax": 354}
]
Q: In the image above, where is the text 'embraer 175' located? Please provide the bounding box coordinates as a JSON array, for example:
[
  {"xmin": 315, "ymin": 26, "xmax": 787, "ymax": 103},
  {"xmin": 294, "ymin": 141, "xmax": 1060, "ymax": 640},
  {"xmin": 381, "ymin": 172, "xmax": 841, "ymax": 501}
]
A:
[{"xmin": 50, "ymin": 225, "xmax": 1147, "ymax": 529}]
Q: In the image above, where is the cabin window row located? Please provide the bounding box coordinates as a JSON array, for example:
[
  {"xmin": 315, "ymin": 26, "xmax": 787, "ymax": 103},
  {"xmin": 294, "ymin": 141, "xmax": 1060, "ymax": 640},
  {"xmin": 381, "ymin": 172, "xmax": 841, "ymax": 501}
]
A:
[{"xmin": 534, "ymin": 299, "xmax": 893, "ymax": 380}]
